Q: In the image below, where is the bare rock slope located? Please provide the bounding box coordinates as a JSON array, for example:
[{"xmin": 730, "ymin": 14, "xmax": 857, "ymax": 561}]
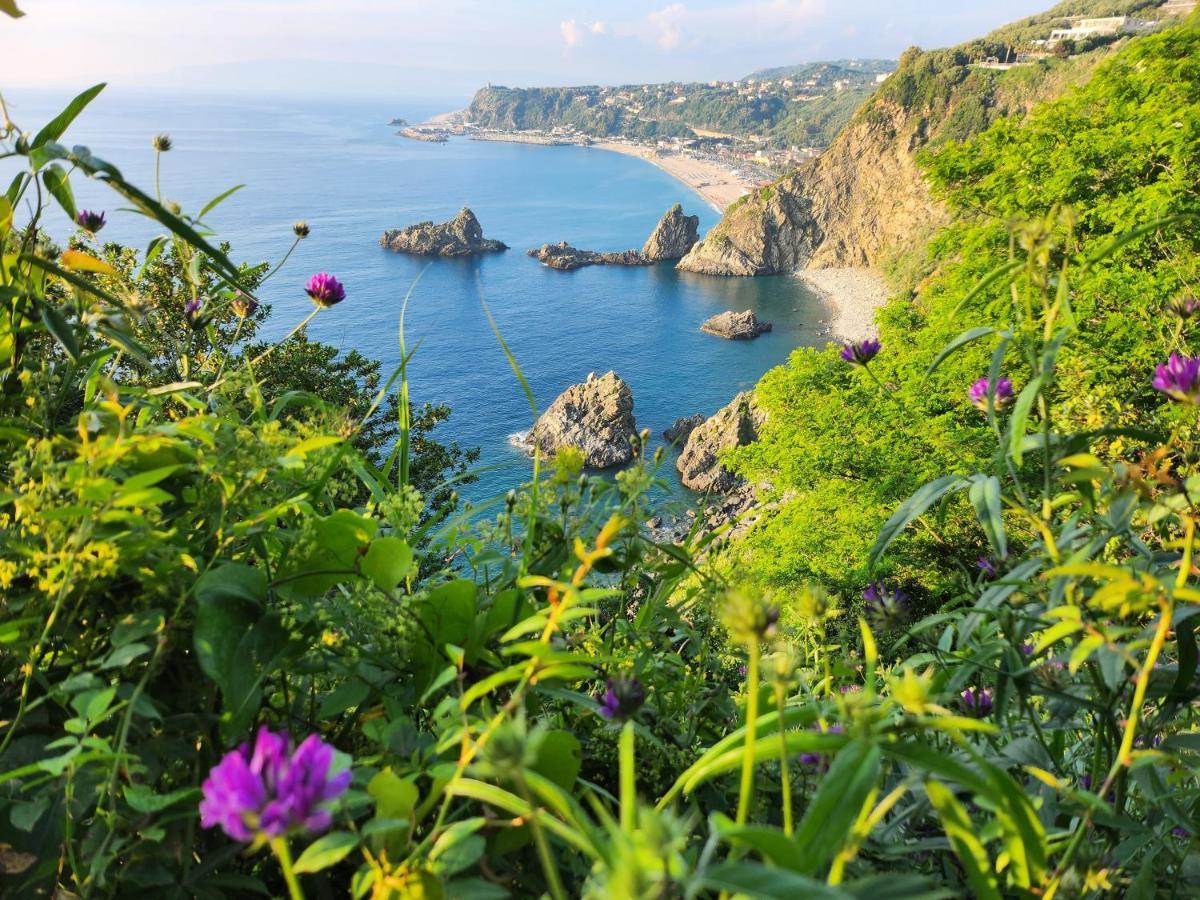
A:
[
  {"xmin": 642, "ymin": 203, "xmax": 700, "ymax": 261},
  {"xmin": 381, "ymin": 207, "xmax": 507, "ymax": 257},
  {"xmin": 677, "ymin": 392, "xmax": 765, "ymax": 493}
]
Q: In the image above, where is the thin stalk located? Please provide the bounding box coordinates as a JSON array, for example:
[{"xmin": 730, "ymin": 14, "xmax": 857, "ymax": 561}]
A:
[
  {"xmin": 735, "ymin": 643, "xmax": 761, "ymax": 825},
  {"xmin": 269, "ymin": 837, "xmax": 306, "ymax": 900},
  {"xmin": 773, "ymin": 680, "xmax": 794, "ymax": 835},
  {"xmin": 518, "ymin": 774, "xmax": 567, "ymax": 900},
  {"xmin": 620, "ymin": 720, "xmax": 637, "ymax": 834}
]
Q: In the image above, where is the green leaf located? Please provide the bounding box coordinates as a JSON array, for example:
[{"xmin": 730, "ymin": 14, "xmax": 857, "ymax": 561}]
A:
[
  {"xmin": 32, "ymin": 83, "xmax": 105, "ymax": 150},
  {"xmin": 968, "ymin": 475, "xmax": 1006, "ymax": 560},
  {"xmin": 868, "ymin": 475, "xmax": 967, "ymax": 572},
  {"xmin": 318, "ymin": 680, "xmax": 371, "ymax": 719},
  {"xmin": 420, "ymin": 580, "xmax": 477, "ymax": 647},
  {"xmin": 0, "ymin": 0, "xmax": 25, "ymax": 19},
  {"xmin": 923, "ymin": 326, "xmax": 997, "ymax": 381},
  {"xmin": 361, "ymin": 536, "xmax": 412, "ymax": 592},
  {"xmin": 292, "ymin": 831, "xmax": 359, "ymax": 874},
  {"xmin": 531, "ymin": 730, "xmax": 582, "ymax": 790},
  {"xmin": 198, "ymin": 183, "xmax": 245, "ymax": 219},
  {"xmin": 1007, "ymin": 376, "xmax": 1043, "ymax": 467},
  {"xmin": 700, "ymin": 861, "xmax": 850, "ymax": 899},
  {"xmin": 193, "ymin": 564, "xmax": 266, "ymax": 689},
  {"xmin": 428, "ymin": 818, "xmax": 486, "ymax": 876},
  {"xmin": 711, "ymin": 815, "xmax": 804, "ymax": 871},
  {"xmin": 792, "ymin": 739, "xmax": 881, "ymax": 875},
  {"xmin": 124, "ymin": 784, "xmax": 199, "ymax": 815},
  {"xmin": 925, "ymin": 781, "xmax": 1000, "ymax": 900},
  {"xmin": 42, "ymin": 164, "xmax": 77, "ymax": 221},
  {"xmin": 41, "ymin": 303, "xmax": 79, "ymax": 361}
]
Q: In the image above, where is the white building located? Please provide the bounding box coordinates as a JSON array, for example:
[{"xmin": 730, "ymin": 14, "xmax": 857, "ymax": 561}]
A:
[{"xmin": 1049, "ymin": 16, "xmax": 1152, "ymax": 43}]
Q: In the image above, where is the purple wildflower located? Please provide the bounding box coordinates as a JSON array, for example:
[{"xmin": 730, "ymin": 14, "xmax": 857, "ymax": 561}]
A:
[
  {"xmin": 231, "ymin": 290, "xmax": 258, "ymax": 318},
  {"xmin": 199, "ymin": 726, "xmax": 350, "ymax": 843},
  {"xmin": 1020, "ymin": 642, "xmax": 1036, "ymax": 657},
  {"xmin": 840, "ymin": 338, "xmax": 881, "ymax": 366},
  {"xmin": 1167, "ymin": 294, "xmax": 1200, "ymax": 320},
  {"xmin": 305, "ymin": 272, "xmax": 346, "ymax": 308},
  {"xmin": 960, "ymin": 687, "xmax": 993, "ymax": 717},
  {"xmin": 75, "ymin": 209, "xmax": 106, "ymax": 234},
  {"xmin": 598, "ymin": 676, "xmax": 644, "ymax": 722},
  {"xmin": 799, "ymin": 723, "xmax": 843, "ymax": 770},
  {"xmin": 1153, "ymin": 354, "xmax": 1200, "ymax": 404},
  {"xmin": 977, "ymin": 556, "xmax": 996, "ymax": 577},
  {"xmin": 1173, "ymin": 826, "xmax": 1191, "ymax": 839},
  {"xmin": 862, "ymin": 582, "xmax": 907, "ymax": 630},
  {"xmin": 184, "ymin": 298, "xmax": 204, "ymax": 327},
  {"xmin": 968, "ymin": 376, "xmax": 1014, "ymax": 412}
]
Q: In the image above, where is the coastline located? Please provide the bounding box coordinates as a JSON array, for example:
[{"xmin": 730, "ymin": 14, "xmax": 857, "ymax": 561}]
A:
[
  {"xmin": 797, "ymin": 267, "xmax": 890, "ymax": 342},
  {"xmin": 590, "ymin": 140, "xmax": 755, "ymax": 213}
]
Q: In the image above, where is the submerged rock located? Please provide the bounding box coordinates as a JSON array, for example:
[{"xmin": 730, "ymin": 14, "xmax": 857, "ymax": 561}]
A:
[
  {"xmin": 676, "ymin": 392, "xmax": 765, "ymax": 493},
  {"xmin": 663, "ymin": 415, "xmax": 705, "ymax": 445},
  {"xmin": 518, "ymin": 371, "xmax": 638, "ymax": 469},
  {"xmin": 380, "ymin": 207, "xmax": 507, "ymax": 257},
  {"xmin": 528, "ymin": 241, "xmax": 649, "ymax": 271},
  {"xmin": 643, "ymin": 203, "xmax": 700, "ymax": 261},
  {"xmin": 700, "ymin": 310, "xmax": 772, "ymax": 340}
]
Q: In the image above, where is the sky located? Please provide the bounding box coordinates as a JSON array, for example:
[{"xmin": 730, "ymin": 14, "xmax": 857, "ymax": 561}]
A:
[{"xmin": 5, "ymin": 0, "xmax": 1055, "ymax": 102}]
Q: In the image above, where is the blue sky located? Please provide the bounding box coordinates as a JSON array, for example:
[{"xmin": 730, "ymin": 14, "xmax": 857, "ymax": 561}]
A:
[{"xmin": 8, "ymin": 0, "xmax": 1054, "ymax": 100}]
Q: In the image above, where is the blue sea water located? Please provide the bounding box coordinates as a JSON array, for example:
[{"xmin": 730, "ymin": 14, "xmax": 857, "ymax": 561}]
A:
[{"xmin": 6, "ymin": 90, "xmax": 829, "ymax": 508}]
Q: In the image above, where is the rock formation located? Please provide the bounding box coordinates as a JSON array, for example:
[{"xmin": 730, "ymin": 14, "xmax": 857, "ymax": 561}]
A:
[
  {"xmin": 642, "ymin": 203, "xmax": 700, "ymax": 261},
  {"xmin": 518, "ymin": 371, "xmax": 638, "ymax": 469},
  {"xmin": 527, "ymin": 242, "xmax": 649, "ymax": 272},
  {"xmin": 676, "ymin": 392, "xmax": 765, "ymax": 493},
  {"xmin": 380, "ymin": 208, "xmax": 507, "ymax": 257},
  {"xmin": 663, "ymin": 415, "xmax": 705, "ymax": 445},
  {"xmin": 699, "ymin": 310, "xmax": 772, "ymax": 340},
  {"xmin": 677, "ymin": 39, "xmax": 1100, "ymax": 277}
]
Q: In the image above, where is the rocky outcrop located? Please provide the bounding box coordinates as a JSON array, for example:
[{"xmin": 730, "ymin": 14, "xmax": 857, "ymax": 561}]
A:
[
  {"xmin": 517, "ymin": 372, "xmax": 637, "ymax": 469},
  {"xmin": 677, "ymin": 37, "xmax": 1103, "ymax": 277},
  {"xmin": 663, "ymin": 415, "xmax": 705, "ymax": 445},
  {"xmin": 380, "ymin": 208, "xmax": 507, "ymax": 256},
  {"xmin": 527, "ymin": 242, "xmax": 649, "ymax": 271},
  {"xmin": 700, "ymin": 310, "xmax": 772, "ymax": 340},
  {"xmin": 676, "ymin": 392, "xmax": 765, "ymax": 493},
  {"xmin": 643, "ymin": 203, "xmax": 700, "ymax": 261}
]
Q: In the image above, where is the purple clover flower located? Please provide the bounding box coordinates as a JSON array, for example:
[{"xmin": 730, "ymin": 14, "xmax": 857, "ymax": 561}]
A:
[
  {"xmin": 76, "ymin": 209, "xmax": 106, "ymax": 234},
  {"xmin": 598, "ymin": 676, "xmax": 644, "ymax": 722},
  {"xmin": 960, "ymin": 687, "xmax": 993, "ymax": 717},
  {"xmin": 968, "ymin": 376, "xmax": 1014, "ymax": 412},
  {"xmin": 184, "ymin": 298, "xmax": 203, "ymax": 327},
  {"xmin": 1153, "ymin": 354, "xmax": 1200, "ymax": 404},
  {"xmin": 799, "ymin": 723, "xmax": 843, "ymax": 770},
  {"xmin": 840, "ymin": 338, "xmax": 881, "ymax": 367},
  {"xmin": 199, "ymin": 726, "xmax": 350, "ymax": 843},
  {"xmin": 1167, "ymin": 294, "xmax": 1200, "ymax": 320},
  {"xmin": 976, "ymin": 556, "xmax": 996, "ymax": 578},
  {"xmin": 305, "ymin": 272, "xmax": 346, "ymax": 308},
  {"xmin": 862, "ymin": 582, "xmax": 907, "ymax": 630}
]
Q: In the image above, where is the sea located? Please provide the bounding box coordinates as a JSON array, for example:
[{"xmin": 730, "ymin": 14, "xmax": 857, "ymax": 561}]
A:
[{"xmin": 5, "ymin": 89, "xmax": 830, "ymax": 512}]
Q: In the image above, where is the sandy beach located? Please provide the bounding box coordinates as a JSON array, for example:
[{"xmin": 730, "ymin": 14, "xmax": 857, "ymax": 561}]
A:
[
  {"xmin": 591, "ymin": 141, "xmax": 755, "ymax": 212},
  {"xmin": 797, "ymin": 267, "xmax": 891, "ymax": 342}
]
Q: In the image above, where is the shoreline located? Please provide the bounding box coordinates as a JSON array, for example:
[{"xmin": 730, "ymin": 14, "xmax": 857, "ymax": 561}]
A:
[
  {"xmin": 797, "ymin": 267, "xmax": 890, "ymax": 342},
  {"xmin": 589, "ymin": 140, "xmax": 756, "ymax": 213}
]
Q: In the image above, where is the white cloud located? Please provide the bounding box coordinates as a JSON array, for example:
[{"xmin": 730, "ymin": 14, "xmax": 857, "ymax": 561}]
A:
[
  {"xmin": 560, "ymin": 19, "xmax": 585, "ymax": 48},
  {"xmin": 647, "ymin": 3, "xmax": 686, "ymax": 50},
  {"xmin": 589, "ymin": 21, "xmax": 608, "ymax": 35}
]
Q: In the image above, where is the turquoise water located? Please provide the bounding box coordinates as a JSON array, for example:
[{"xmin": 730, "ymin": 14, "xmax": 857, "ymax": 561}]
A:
[{"xmin": 6, "ymin": 90, "xmax": 829, "ymax": 506}]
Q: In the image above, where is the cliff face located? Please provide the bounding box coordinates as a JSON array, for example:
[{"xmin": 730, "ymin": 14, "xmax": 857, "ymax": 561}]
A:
[{"xmin": 679, "ymin": 22, "xmax": 1123, "ymax": 276}]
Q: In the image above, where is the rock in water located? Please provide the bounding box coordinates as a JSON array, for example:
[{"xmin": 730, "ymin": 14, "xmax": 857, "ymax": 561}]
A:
[
  {"xmin": 643, "ymin": 203, "xmax": 700, "ymax": 261},
  {"xmin": 699, "ymin": 310, "xmax": 772, "ymax": 340},
  {"xmin": 663, "ymin": 415, "xmax": 705, "ymax": 445},
  {"xmin": 528, "ymin": 242, "xmax": 649, "ymax": 271},
  {"xmin": 677, "ymin": 392, "xmax": 765, "ymax": 492},
  {"xmin": 380, "ymin": 207, "xmax": 507, "ymax": 257},
  {"xmin": 520, "ymin": 372, "xmax": 638, "ymax": 469}
]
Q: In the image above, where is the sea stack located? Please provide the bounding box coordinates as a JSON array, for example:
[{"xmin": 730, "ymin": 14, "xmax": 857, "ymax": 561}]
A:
[
  {"xmin": 517, "ymin": 372, "xmax": 638, "ymax": 469},
  {"xmin": 380, "ymin": 207, "xmax": 507, "ymax": 256},
  {"xmin": 528, "ymin": 242, "xmax": 649, "ymax": 271},
  {"xmin": 643, "ymin": 203, "xmax": 700, "ymax": 261},
  {"xmin": 676, "ymin": 392, "xmax": 765, "ymax": 492},
  {"xmin": 700, "ymin": 310, "xmax": 772, "ymax": 340}
]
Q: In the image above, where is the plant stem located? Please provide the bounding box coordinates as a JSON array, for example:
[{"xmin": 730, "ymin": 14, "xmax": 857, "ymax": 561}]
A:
[
  {"xmin": 773, "ymin": 680, "xmax": 794, "ymax": 835},
  {"xmin": 735, "ymin": 643, "xmax": 761, "ymax": 825},
  {"xmin": 517, "ymin": 775, "xmax": 567, "ymax": 900},
  {"xmin": 620, "ymin": 719, "xmax": 637, "ymax": 834},
  {"xmin": 270, "ymin": 837, "xmax": 306, "ymax": 900}
]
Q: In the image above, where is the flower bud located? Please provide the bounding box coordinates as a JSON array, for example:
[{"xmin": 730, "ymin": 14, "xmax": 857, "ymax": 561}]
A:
[
  {"xmin": 152, "ymin": 133, "xmax": 173, "ymax": 152},
  {"xmin": 293, "ymin": 220, "xmax": 311, "ymax": 238}
]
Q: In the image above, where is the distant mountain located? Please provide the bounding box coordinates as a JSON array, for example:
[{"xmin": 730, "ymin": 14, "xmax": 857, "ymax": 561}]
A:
[{"xmin": 465, "ymin": 60, "xmax": 895, "ymax": 152}]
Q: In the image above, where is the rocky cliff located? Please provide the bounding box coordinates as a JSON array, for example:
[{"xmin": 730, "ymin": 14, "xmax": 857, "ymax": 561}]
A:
[
  {"xmin": 678, "ymin": 13, "xmax": 1126, "ymax": 276},
  {"xmin": 700, "ymin": 310, "xmax": 772, "ymax": 340},
  {"xmin": 518, "ymin": 372, "xmax": 638, "ymax": 469},
  {"xmin": 380, "ymin": 208, "xmax": 507, "ymax": 257},
  {"xmin": 676, "ymin": 392, "xmax": 765, "ymax": 493},
  {"xmin": 643, "ymin": 204, "xmax": 700, "ymax": 261}
]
